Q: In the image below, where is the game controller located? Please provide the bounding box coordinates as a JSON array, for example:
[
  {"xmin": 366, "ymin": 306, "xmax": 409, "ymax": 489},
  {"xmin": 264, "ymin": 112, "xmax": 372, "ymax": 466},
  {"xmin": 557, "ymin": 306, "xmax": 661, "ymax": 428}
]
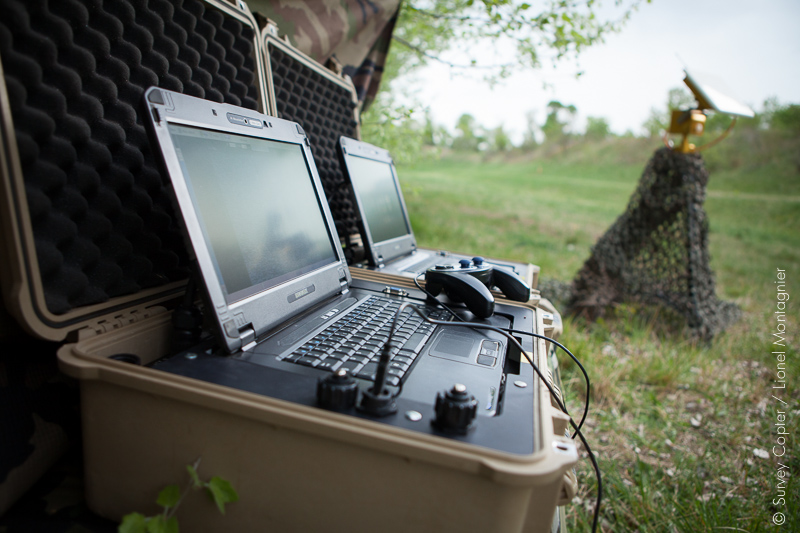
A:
[{"xmin": 425, "ymin": 257, "xmax": 532, "ymax": 319}]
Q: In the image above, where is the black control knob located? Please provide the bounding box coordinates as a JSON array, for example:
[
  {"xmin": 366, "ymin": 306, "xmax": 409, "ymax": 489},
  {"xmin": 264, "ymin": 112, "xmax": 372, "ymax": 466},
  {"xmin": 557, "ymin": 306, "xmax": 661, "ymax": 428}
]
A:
[
  {"xmin": 472, "ymin": 256, "xmax": 485, "ymax": 266},
  {"xmin": 432, "ymin": 384, "xmax": 478, "ymax": 434},
  {"xmin": 458, "ymin": 259, "xmax": 472, "ymax": 269},
  {"xmin": 317, "ymin": 369, "xmax": 358, "ymax": 411}
]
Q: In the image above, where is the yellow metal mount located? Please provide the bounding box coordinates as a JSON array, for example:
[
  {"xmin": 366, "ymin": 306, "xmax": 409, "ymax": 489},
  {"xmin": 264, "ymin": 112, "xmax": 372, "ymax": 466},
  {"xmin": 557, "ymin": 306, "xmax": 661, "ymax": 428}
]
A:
[{"xmin": 668, "ymin": 109, "xmax": 707, "ymax": 153}]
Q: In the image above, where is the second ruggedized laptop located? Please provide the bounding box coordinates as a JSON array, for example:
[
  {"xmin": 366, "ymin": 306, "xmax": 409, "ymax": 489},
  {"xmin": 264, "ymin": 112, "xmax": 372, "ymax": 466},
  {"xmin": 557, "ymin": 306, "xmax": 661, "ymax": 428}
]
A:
[
  {"xmin": 338, "ymin": 136, "xmax": 537, "ymax": 287},
  {"xmin": 142, "ymin": 88, "xmax": 541, "ymax": 443}
]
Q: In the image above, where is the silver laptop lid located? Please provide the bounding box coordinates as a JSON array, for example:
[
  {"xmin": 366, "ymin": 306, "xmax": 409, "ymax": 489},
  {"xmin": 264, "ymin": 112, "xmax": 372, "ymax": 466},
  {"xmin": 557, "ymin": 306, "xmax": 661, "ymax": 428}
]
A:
[
  {"xmin": 145, "ymin": 88, "xmax": 350, "ymax": 353},
  {"xmin": 338, "ymin": 136, "xmax": 417, "ymax": 267}
]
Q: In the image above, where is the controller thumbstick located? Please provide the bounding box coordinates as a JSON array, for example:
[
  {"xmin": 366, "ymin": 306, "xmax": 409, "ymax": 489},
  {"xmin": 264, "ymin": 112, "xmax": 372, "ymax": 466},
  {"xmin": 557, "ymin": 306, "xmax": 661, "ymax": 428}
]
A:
[
  {"xmin": 458, "ymin": 259, "xmax": 472, "ymax": 269},
  {"xmin": 317, "ymin": 369, "xmax": 358, "ymax": 411},
  {"xmin": 472, "ymin": 256, "xmax": 484, "ymax": 266},
  {"xmin": 432, "ymin": 384, "xmax": 478, "ymax": 434}
]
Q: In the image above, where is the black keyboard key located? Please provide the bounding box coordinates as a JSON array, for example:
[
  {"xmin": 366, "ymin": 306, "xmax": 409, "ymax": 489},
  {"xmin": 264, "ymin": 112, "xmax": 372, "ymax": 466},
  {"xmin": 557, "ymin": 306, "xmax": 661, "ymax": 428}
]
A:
[
  {"xmin": 347, "ymin": 355, "xmax": 370, "ymax": 365},
  {"xmin": 397, "ymin": 349, "xmax": 419, "ymax": 360},
  {"xmin": 392, "ymin": 355, "xmax": 413, "ymax": 365},
  {"xmin": 316, "ymin": 359, "xmax": 342, "ymax": 371},
  {"xmin": 282, "ymin": 352, "xmax": 303, "ymax": 363},
  {"xmin": 296, "ymin": 356, "xmax": 319, "ymax": 367},
  {"xmin": 387, "ymin": 367, "xmax": 405, "ymax": 378},
  {"xmin": 400, "ymin": 332, "xmax": 428, "ymax": 353},
  {"xmin": 339, "ymin": 361, "xmax": 362, "ymax": 373},
  {"xmin": 389, "ymin": 361, "xmax": 409, "ymax": 372}
]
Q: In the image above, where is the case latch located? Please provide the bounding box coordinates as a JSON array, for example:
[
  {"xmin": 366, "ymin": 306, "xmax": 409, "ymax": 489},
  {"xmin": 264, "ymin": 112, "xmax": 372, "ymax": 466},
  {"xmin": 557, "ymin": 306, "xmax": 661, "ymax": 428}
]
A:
[{"xmin": 79, "ymin": 306, "xmax": 168, "ymax": 340}]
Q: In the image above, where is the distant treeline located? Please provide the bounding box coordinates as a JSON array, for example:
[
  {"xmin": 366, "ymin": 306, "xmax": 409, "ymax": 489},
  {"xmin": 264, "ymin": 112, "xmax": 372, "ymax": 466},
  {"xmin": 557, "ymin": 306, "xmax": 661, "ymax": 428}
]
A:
[{"xmin": 362, "ymin": 87, "xmax": 800, "ymax": 166}]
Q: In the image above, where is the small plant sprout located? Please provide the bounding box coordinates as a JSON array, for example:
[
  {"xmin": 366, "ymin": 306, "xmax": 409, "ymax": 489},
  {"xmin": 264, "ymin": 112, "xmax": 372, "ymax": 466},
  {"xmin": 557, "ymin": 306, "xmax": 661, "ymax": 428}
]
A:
[{"xmin": 118, "ymin": 458, "xmax": 239, "ymax": 533}]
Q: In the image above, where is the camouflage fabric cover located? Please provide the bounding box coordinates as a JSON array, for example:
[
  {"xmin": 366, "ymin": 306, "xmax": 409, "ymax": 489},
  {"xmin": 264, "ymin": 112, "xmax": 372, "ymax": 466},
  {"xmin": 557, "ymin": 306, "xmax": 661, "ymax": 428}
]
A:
[
  {"xmin": 249, "ymin": 0, "xmax": 400, "ymax": 109},
  {"xmin": 568, "ymin": 147, "xmax": 740, "ymax": 340}
]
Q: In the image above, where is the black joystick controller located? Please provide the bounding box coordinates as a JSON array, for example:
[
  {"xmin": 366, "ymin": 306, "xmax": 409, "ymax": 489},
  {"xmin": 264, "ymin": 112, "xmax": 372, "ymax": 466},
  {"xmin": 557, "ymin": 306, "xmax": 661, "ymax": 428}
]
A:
[
  {"xmin": 432, "ymin": 384, "xmax": 478, "ymax": 434},
  {"xmin": 425, "ymin": 257, "xmax": 531, "ymax": 318},
  {"xmin": 425, "ymin": 263, "xmax": 495, "ymax": 318}
]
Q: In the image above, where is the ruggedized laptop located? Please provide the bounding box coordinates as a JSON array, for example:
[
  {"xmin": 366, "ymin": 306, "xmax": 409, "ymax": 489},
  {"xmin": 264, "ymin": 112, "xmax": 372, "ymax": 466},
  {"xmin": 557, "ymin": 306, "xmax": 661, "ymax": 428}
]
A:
[
  {"xmin": 338, "ymin": 136, "xmax": 537, "ymax": 286},
  {"xmin": 142, "ymin": 88, "xmax": 540, "ymax": 441}
]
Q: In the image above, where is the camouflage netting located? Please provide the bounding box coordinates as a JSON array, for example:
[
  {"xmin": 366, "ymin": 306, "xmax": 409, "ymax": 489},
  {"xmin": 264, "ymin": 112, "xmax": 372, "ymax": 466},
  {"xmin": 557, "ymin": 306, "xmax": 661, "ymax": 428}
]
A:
[{"xmin": 567, "ymin": 147, "xmax": 740, "ymax": 341}]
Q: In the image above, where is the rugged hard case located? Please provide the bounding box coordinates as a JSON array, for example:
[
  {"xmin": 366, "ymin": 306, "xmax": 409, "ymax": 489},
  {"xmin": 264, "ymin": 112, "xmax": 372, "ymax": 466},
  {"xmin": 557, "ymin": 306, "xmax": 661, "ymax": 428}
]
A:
[
  {"xmin": 2, "ymin": 3, "xmax": 576, "ymax": 530},
  {"xmin": 0, "ymin": 0, "xmax": 266, "ymax": 515}
]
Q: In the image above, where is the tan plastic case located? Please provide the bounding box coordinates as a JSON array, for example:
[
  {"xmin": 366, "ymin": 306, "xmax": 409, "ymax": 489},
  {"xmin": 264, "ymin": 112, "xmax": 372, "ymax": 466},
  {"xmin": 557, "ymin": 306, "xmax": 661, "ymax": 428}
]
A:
[{"xmin": 56, "ymin": 269, "xmax": 578, "ymax": 531}]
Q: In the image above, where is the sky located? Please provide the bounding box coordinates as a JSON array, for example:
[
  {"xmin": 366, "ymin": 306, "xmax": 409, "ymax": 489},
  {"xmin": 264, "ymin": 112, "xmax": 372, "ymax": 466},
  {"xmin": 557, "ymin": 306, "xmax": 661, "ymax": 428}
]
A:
[{"xmin": 398, "ymin": 0, "xmax": 800, "ymax": 141}]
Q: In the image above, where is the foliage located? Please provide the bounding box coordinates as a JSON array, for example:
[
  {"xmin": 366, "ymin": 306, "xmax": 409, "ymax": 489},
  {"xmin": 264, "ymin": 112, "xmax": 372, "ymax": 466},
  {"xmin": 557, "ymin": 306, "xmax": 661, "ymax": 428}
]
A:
[
  {"xmin": 766, "ymin": 99, "xmax": 800, "ymax": 134},
  {"xmin": 118, "ymin": 459, "xmax": 239, "ymax": 533},
  {"xmin": 585, "ymin": 116, "xmax": 611, "ymax": 140},
  {"xmin": 393, "ymin": 0, "xmax": 648, "ymax": 81},
  {"xmin": 542, "ymin": 100, "xmax": 577, "ymax": 143},
  {"xmin": 488, "ymin": 124, "xmax": 513, "ymax": 152},
  {"xmin": 361, "ymin": 0, "xmax": 648, "ymax": 162},
  {"xmin": 360, "ymin": 99, "xmax": 427, "ymax": 164},
  {"xmin": 451, "ymin": 113, "xmax": 485, "ymax": 151}
]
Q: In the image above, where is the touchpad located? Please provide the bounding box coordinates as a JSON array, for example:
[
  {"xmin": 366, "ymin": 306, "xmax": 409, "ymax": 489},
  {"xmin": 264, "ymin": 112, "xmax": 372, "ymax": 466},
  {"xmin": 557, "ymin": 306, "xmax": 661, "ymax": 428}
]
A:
[{"xmin": 430, "ymin": 334, "xmax": 475, "ymax": 359}]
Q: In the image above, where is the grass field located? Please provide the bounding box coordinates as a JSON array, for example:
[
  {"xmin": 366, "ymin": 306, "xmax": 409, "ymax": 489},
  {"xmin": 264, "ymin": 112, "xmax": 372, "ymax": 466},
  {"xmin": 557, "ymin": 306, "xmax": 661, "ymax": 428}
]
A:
[{"xmin": 395, "ymin": 136, "xmax": 799, "ymax": 532}]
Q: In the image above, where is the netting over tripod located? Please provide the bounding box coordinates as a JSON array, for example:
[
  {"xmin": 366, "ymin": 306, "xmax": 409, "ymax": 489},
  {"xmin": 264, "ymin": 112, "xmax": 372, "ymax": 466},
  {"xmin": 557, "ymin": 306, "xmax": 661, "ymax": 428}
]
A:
[{"xmin": 567, "ymin": 147, "xmax": 740, "ymax": 340}]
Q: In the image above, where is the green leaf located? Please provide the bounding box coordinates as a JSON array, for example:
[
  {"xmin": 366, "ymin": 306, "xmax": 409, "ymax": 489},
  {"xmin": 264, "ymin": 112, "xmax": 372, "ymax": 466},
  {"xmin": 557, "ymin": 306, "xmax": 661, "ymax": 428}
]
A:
[
  {"xmin": 119, "ymin": 513, "xmax": 148, "ymax": 533},
  {"xmin": 206, "ymin": 477, "xmax": 239, "ymax": 515},
  {"xmin": 165, "ymin": 517, "xmax": 179, "ymax": 533},
  {"xmin": 146, "ymin": 515, "xmax": 168, "ymax": 533},
  {"xmin": 156, "ymin": 484, "xmax": 181, "ymax": 509},
  {"xmin": 186, "ymin": 464, "xmax": 202, "ymax": 488}
]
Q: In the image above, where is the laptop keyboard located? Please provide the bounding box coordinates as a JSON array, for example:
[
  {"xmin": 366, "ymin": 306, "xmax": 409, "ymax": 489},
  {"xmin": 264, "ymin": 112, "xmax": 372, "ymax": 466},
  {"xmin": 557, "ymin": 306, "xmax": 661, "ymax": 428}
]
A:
[{"xmin": 279, "ymin": 296, "xmax": 450, "ymax": 386}]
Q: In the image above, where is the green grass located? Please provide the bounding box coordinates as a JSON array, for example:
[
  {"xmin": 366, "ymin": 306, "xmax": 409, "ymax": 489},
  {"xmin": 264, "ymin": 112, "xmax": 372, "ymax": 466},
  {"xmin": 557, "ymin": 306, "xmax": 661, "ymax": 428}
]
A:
[{"xmin": 395, "ymin": 137, "xmax": 800, "ymax": 532}]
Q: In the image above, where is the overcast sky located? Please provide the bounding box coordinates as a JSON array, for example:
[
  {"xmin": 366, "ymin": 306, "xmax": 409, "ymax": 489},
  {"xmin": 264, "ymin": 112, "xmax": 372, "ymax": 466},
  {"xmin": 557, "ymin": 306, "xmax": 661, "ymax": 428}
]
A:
[{"xmin": 400, "ymin": 0, "xmax": 800, "ymax": 141}]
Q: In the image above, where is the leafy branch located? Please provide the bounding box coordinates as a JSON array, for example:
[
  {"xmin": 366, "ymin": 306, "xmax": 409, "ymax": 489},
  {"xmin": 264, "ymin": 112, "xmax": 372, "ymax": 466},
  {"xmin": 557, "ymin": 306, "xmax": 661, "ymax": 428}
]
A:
[{"xmin": 118, "ymin": 458, "xmax": 239, "ymax": 533}]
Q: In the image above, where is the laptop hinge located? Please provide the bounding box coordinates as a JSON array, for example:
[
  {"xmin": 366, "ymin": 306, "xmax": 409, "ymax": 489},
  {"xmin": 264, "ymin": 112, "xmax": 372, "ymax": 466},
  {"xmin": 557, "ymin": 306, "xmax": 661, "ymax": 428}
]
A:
[{"xmin": 239, "ymin": 325, "xmax": 257, "ymax": 352}]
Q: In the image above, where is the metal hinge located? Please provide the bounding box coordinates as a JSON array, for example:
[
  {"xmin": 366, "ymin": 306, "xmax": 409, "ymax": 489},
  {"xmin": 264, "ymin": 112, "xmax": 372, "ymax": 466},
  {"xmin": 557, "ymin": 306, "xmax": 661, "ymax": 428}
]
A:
[{"xmin": 239, "ymin": 325, "xmax": 257, "ymax": 352}]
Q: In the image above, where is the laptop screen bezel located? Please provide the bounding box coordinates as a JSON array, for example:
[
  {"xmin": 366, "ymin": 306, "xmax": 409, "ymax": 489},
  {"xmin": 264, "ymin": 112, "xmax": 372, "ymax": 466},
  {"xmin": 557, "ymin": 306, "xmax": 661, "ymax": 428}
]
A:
[
  {"xmin": 338, "ymin": 136, "xmax": 417, "ymax": 266},
  {"xmin": 145, "ymin": 88, "xmax": 350, "ymax": 353}
]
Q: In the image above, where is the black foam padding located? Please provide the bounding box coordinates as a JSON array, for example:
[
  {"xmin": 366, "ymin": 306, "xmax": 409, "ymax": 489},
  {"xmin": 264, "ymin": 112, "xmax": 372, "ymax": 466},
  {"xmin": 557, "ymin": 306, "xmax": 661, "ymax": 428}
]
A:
[
  {"xmin": 0, "ymin": 0, "xmax": 260, "ymax": 315},
  {"xmin": 267, "ymin": 43, "xmax": 360, "ymax": 243}
]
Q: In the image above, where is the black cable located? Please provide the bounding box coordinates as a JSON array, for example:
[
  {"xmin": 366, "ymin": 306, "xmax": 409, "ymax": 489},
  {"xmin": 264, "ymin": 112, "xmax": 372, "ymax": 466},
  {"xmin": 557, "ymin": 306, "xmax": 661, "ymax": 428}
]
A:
[
  {"xmin": 502, "ymin": 327, "xmax": 590, "ymax": 438},
  {"xmin": 385, "ymin": 304, "xmax": 602, "ymax": 533},
  {"xmin": 412, "ymin": 271, "xmax": 591, "ymax": 438}
]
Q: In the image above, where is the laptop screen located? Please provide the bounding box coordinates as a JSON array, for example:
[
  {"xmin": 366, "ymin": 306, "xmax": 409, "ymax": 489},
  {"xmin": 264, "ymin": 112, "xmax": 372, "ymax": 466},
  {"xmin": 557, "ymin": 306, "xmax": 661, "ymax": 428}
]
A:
[
  {"xmin": 168, "ymin": 123, "xmax": 339, "ymax": 304},
  {"xmin": 343, "ymin": 154, "xmax": 410, "ymax": 244}
]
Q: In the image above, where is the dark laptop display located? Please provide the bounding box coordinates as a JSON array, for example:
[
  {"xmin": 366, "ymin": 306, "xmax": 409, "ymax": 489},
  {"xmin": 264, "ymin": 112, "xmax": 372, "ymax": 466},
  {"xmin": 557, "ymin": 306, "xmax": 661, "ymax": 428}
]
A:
[
  {"xmin": 143, "ymin": 88, "xmax": 538, "ymax": 452},
  {"xmin": 169, "ymin": 124, "xmax": 339, "ymax": 304}
]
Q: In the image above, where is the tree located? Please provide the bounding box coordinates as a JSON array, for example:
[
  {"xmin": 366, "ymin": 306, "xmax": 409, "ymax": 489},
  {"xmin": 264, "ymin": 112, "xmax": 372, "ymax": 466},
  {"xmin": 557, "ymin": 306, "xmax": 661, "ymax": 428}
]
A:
[
  {"xmin": 542, "ymin": 100, "xmax": 577, "ymax": 143},
  {"xmin": 488, "ymin": 124, "xmax": 513, "ymax": 152},
  {"xmin": 520, "ymin": 110, "xmax": 539, "ymax": 151},
  {"xmin": 362, "ymin": 0, "xmax": 649, "ymax": 158},
  {"xmin": 390, "ymin": 0, "xmax": 649, "ymax": 83},
  {"xmin": 585, "ymin": 116, "xmax": 611, "ymax": 140},
  {"xmin": 452, "ymin": 113, "xmax": 484, "ymax": 151}
]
